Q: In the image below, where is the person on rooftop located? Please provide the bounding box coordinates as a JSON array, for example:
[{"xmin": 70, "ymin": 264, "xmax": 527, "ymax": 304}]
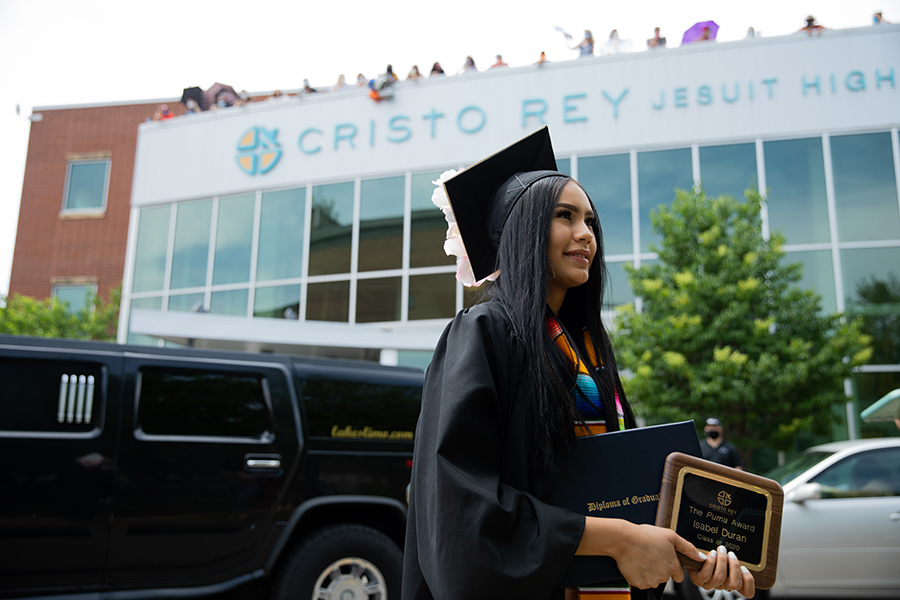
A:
[
  {"xmin": 647, "ymin": 27, "xmax": 666, "ymax": 48},
  {"xmin": 384, "ymin": 64, "xmax": 398, "ymax": 84},
  {"xmin": 490, "ymin": 54, "xmax": 509, "ymax": 68},
  {"xmin": 153, "ymin": 104, "xmax": 173, "ymax": 120},
  {"xmin": 797, "ymin": 15, "xmax": 826, "ymax": 36},
  {"xmin": 302, "ymin": 79, "xmax": 318, "ymax": 96},
  {"xmin": 571, "ymin": 29, "xmax": 594, "ymax": 57}
]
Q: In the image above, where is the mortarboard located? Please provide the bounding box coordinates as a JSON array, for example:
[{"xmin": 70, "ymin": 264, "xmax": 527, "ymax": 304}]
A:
[{"xmin": 442, "ymin": 126, "xmax": 561, "ymax": 282}]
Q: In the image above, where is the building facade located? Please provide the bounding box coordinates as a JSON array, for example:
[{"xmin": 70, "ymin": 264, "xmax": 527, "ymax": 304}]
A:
[
  {"xmin": 9, "ymin": 101, "xmax": 181, "ymax": 310},
  {"xmin": 122, "ymin": 25, "xmax": 900, "ymax": 438},
  {"xmin": 11, "ymin": 25, "xmax": 899, "ymax": 439}
]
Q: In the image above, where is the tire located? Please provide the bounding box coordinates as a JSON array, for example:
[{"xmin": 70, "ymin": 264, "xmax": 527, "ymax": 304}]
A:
[{"xmin": 272, "ymin": 524, "xmax": 402, "ymax": 600}]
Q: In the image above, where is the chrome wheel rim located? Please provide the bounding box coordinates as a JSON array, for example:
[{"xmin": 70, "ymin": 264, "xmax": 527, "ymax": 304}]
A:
[{"xmin": 312, "ymin": 557, "xmax": 387, "ymax": 600}]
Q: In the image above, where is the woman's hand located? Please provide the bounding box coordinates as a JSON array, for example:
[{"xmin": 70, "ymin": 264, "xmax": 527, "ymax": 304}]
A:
[
  {"xmin": 615, "ymin": 524, "xmax": 700, "ymax": 589},
  {"xmin": 688, "ymin": 545, "xmax": 756, "ymax": 598},
  {"xmin": 576, "ymin": 519, "xmax": 705, "ymax": 590}
]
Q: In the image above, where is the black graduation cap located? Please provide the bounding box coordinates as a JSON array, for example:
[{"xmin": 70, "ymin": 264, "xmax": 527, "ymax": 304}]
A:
[{"xmin": 443, "ymin": 126, "xmax": 561, "ymax": 282}]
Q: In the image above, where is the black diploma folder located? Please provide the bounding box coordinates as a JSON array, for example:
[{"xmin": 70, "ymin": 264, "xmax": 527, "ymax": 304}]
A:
[{"xmin": 549, "ymin": 420, "xmax": 702, "ymax": 587}]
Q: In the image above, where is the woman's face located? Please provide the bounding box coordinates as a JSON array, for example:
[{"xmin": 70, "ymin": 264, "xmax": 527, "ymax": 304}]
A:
[{"xmin": 547, "ymin": 182, "xmax": 596, "ymax": 308}]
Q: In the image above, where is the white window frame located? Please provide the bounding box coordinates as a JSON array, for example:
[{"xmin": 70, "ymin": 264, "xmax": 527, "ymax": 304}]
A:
[
  {"xmin": 62, "ymin": 159, "xmax": 111, "ymax": 214},
  {"xmin": 52, "ymin": 282, "xmax": 98, "ymax": 313}
]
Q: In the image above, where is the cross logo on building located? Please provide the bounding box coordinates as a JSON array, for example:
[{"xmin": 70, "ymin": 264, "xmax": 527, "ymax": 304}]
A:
[{"xmin": 236, "ymin": 127, "xmax": 282, "ymax": 175}]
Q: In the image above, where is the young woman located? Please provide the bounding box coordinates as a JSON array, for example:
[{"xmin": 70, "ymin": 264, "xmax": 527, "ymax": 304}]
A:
[
  {"xmin": 573, "ymin": 29, "xmax": 594, "ymax": 57},
  {"xmin": 401, "ymin": 128, "xmax": 755, "ymax": 600}
]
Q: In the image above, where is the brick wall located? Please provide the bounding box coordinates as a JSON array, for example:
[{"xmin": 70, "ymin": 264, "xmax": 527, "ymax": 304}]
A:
[{"xmin": 8, "ymin": 101, "xmax": 183, "ymax": 303}]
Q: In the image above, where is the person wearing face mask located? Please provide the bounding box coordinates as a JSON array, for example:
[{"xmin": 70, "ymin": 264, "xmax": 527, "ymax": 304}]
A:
[{"xmin": 700, "ymin": 418, "xmax": 744, "ymax": 470}]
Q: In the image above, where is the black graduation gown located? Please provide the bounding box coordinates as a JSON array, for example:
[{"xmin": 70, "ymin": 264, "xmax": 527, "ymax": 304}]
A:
[{"xmin": 402, "ymin": 302, "xmax": 585, "ymax": 600}]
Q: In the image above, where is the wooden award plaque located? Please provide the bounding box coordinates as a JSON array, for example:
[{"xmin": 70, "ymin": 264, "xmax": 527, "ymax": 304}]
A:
[{"xmin": 655, "ymin": 452, "xmax": 784, "ymax": 589}]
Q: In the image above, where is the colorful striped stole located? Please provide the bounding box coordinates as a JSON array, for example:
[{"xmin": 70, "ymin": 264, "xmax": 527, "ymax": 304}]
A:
[
  {"xmin": 548, "ymin": 313, "xmax": 631, "ymax": 598},
  {"xmin": 545, "ymin": 313, "xmax": 625, "ymax": 436}
]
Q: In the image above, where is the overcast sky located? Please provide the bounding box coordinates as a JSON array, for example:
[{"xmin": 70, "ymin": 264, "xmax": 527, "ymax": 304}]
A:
[{"xmin": 1, "ymin": 0, "xmax": 896, "ymax": 297}]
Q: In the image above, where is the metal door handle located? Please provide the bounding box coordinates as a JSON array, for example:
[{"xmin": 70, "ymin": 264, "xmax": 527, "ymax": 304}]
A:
[
  {"xmin": 890, "ymin": 512, "xmax": 900, "ymax": 523},
  {"xmin": 246, "ymin": 458, "xmax": 281, "ymax": 469}
]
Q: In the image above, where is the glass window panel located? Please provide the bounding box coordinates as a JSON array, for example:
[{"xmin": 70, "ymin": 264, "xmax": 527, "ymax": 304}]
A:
[
  {"xmin": 638, "ymin": 148, "xmax": 693, "ymax": 252},
  {"xmin": 357, "ymin": 277, "xmax": 401, "ymax": 323},
  {"xmin": 764, "ymin": 138, "xmax": 829, "ymax": 245},
  {"xmin": 64, "ymin": 161, "xmax": 108, "ymax": 211},
  {"xmin": 842, "ymin": 247, "xmax": 900, "ymax": 366},
  {"xmin": 309, "ymin": 182, "xmax": 353, "ymax": 276},
  {"xmin": 306, "ymin": 281, "xmax": 350, "ymax": 322},
  {"xmin": 257, "ymin": 187, "xmax": 305, "ymax": 282},
  {"xmin": 812, "ymin": 449, "xmax": 900, "ymax": 497},
  {"xmin": 831, "ymin": 133, "xmax": 900, "ymax": 242},
  {"xmin": 302, "ymin": 378, "xmax": 420, "ymax": 438},
  {"xmin": 606, "ymin": 261, "xmax": 634, "ymax": 307},
  {"xmin": 783, "ymin": 250, "xmax": 837, "ymax": 315},
  {"xmin": 556, "ymin": 158, "xmax": 571, "ymax": 175},
  {"xmin": 842, "ymin": 247, "xmax": 900, "ymax": 306},
  {"xmin": 132, "ymin": 297, "xmax": 163, "ymax": 310},
  {"xmin": 359, "ymin": 176, "xmax": 404, "ymax": 272},
  {"xmin": 254, "ymin": 284, "xmax": 300, "ymax": 319},
  {"xmin": 409, "ymin": 273, "xmax": 456, "ymax": 320},
  {"xmin": 699, "ymin": 143, "xmax": 758, "ymax": 201},
  {"xmin": 411, "ymin": 171, "xmax": 455, "ymax": 269},
  {"xmin": 213, "ymin": 194, "xmax": 255, "ymax": 285},
  {"xmin": 170, "ymin": 200, "xmax": 212, "ymax": 290},
  {"xmin": 52, "ymin": 284, "xmax": 94, "ymax": 313},
  {"xmin": 132, "ymin": 205, "xmax": 171, "ymax": 293},
  {"xmin": 579, "ymin": 154, "xmax": 633, "ymax": 256},
  {"xmin": 854, "ymin": 371, "xmax": 900, "ymax": 439},
  {"xmin": 167, "ymin": 292, "xmax": 205, "ymax": 312},
  {"xmin": 0, "ymin": 358, "xmax": 103, "ymax": 434},
  {"xmin": 210, "ymin": 289, "xmax": 249, "ymax": 317},
  {"xmin": 137, "ymin": 367, "xmax": 268, "ymax": 438},
  {"xmin": 807, "ymin": 456, "xmax": 854, "ymax": 492},
  {"xmin": 128, "ymin": 297, "xmax": 163, "ymax": 345}
]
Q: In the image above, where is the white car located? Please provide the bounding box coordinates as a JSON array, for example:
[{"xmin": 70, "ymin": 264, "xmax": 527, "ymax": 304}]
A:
[{"xmin": 673, "ymin": 438, "xmax": 900, "ymax": 600}]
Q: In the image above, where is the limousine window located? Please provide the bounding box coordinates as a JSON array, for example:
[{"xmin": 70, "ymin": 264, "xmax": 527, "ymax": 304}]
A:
[
  {"xmin": 302, "ymin": 378, "xmax": 420, "ymax": 439},
  {"xmin": 137, "ymin": 367, "xmax": 269, "ymax": 438},
  {"xmin": 0, "ymin": 358, "xmax": 102, "ymax": 435}
]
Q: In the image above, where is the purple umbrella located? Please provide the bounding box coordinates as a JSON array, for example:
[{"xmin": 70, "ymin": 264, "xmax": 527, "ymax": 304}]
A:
[{"xmin": 682, "ymin": 21, "xmax": 719, "ymax": 44}]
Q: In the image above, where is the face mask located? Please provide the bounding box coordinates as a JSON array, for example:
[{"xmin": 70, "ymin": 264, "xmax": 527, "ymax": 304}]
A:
[{"xmin": 707, "ymin": 430, "xmax": 720, "ymax": 440}]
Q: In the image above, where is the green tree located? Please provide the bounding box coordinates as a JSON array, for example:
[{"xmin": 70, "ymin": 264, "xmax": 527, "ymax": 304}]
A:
[
  {"xmin": 613, "ymin": 188, "xmax": 871, "ymax": 462},
  {"xmin": 0, "ymin": 285, "xmax": 120, "ymax": 341}
]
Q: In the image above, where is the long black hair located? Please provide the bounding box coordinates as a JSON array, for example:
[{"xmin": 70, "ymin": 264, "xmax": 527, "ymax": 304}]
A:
[{"xmin": 488, "ymin": 175, "xmax": 637, "ymax": 473}]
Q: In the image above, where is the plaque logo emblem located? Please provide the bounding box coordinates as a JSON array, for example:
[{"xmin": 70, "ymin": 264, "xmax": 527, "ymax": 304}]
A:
[
  {"xmin": 236, "ymin": 127, "xmax": 281, "ymax": 175},
  {"xmin": 717, "ymin": 490, "xmax": 732, "ymax": 507}
]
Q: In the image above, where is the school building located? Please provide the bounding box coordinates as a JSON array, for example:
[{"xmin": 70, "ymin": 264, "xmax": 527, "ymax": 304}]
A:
[{"xmin": 12, "ymin": 23, "xmax": 900, "ymax": 438}]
